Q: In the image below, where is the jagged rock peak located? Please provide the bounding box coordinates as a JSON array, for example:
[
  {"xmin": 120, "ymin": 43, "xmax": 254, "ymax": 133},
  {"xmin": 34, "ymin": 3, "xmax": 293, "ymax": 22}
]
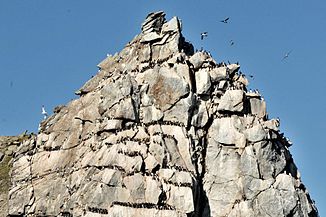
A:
[
  {"xmin": 141, "ymin": 11, "xmax": 167, "ymax": 34},
  {"xmin": 75, "ymin": 11, "xmax": 192, "ymax": 96},
  {"xmin": 141, "ymin": 11, "xmax": 181, "ymax": 35},
  {"xmin": 4, "ymin": 11, "xmax": 319, "ymax": 217}
]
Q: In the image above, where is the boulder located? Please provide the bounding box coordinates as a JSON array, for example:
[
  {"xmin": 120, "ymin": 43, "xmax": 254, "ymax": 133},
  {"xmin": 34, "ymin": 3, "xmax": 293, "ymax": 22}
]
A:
[
  {"xmin": 191, "ymin": 100, "xmax": 209, "ymax": 128},
  {"xmin": 147, "ymin": 66, "xmax": 189, "ymax": 111},
  {"xmin": 244, "ymin": 124, "xmax": 267, "ymax": 142},
  {"xmin": 249, "ymin": 97, "xmax": 266, "ymax": 118},
  {"xmin": 217, "ymin": 89, "xmax": 244, "ymax": 113},
  {"xmin": 209, "ymin": 66, "xmax": 227, "ymax": 82},
  {"xmin": 195, "ymin": 68, "xmax": 211, "ymax": 95},
  {"xmin": 208, "ymin": 117, "xmax": 246, "ymax": 148},
  {"xmin": 189, "ymin": 52, "xmax": 209, "ymax": 70}
]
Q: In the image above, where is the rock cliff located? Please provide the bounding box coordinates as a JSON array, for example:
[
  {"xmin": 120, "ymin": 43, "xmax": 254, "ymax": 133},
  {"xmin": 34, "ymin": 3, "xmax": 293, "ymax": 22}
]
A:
[{"xmin": 3, "ymin": 11, "xmax": 318, "ymax": 216}]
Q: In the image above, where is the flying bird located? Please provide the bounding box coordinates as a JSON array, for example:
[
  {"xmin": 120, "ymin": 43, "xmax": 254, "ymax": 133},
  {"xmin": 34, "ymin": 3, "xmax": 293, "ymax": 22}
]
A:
[
  {"xmin": 41, "ymin": 105, "xmax": 48, "ymax": 119},
  {"xmin": 230, "ymin": 40, "xmax": 234, "ymax": 46},
  {"xmin": 282, "ymin": 50, "xmax": 292, "ymax": 61},
  {"xmin": 220, "ymin": 17, "xmax": 230, "ymax": 23},
  {"xmin": 200, "ymin": 32, "xmax": 208, "ymax": 40}
]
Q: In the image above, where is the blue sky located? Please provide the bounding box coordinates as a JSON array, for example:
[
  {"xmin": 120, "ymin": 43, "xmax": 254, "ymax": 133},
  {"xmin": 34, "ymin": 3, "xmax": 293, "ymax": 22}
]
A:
[{"xmin": 0, "ymin": 0, "xmax": 325, "ymax": 214}]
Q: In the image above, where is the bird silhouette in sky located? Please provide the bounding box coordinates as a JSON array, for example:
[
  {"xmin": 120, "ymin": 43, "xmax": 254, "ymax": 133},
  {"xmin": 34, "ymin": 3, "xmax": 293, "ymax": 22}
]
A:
[
  {"xmin": 200, "ymin": 32, "xmax": 208, "ymax": 40},
  {"xmin": 230, "ymin": 40, "xmax": 235, "ymax": 46},
  {"xmin": 282, "ymin": 50, "xmax": 292, "ymax": 61},
  {"xmin": 220, "ymin": 17, "xmax": 230, "ymax": 23}
]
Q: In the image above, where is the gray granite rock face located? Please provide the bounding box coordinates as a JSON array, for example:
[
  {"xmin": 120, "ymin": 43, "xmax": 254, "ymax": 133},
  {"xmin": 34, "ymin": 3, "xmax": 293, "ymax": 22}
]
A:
[
  {"xmin": 217, "ymin": 89, "xmax": 244, "ymax": 112},
  {"xmin": 4, "ymin": 11, "xmax": 318, "ymax": 217}
]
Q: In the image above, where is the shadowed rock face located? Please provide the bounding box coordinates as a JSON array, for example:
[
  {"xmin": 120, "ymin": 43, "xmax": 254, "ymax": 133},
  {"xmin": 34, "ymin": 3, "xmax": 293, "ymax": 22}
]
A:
[{"xmin": 4, "ymin": 11, "xmax": 318, "ymax": 217}]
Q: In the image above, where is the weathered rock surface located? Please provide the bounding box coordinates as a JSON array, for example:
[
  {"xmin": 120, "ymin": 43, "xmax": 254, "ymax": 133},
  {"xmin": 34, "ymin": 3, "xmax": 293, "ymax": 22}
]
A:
[
  {"xmin": 0, "ymin": 133, "xmax": 34, "ymax": 217},
  {"xmin": 2, "ymin": 11, "xmax": 318, "ymax": 217}
]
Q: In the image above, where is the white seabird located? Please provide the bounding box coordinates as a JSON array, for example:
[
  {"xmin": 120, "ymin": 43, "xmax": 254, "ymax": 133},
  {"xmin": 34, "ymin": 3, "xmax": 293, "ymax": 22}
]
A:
[{"xmin": 42, "ymin": 105, "xmax": 48, "ymax": 119}]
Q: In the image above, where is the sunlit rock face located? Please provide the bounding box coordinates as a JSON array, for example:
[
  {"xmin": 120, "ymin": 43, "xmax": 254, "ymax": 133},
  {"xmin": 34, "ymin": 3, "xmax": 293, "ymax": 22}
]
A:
[{"xmin": 4, "ymin": 11, "xmax": 318, "ymax": 217}]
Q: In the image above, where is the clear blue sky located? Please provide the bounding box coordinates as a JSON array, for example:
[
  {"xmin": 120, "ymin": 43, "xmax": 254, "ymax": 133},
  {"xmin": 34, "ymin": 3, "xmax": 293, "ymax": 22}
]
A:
[{"xmin": 1, "ymin": 0, "xmax": 325, "ymax": 214}]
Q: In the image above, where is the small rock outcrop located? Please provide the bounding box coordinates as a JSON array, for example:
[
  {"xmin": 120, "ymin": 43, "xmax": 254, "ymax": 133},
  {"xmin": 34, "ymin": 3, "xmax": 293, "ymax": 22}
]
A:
[{"xmin": 4, "ymin": 11, "xmax": 318, "ymax": 216}]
